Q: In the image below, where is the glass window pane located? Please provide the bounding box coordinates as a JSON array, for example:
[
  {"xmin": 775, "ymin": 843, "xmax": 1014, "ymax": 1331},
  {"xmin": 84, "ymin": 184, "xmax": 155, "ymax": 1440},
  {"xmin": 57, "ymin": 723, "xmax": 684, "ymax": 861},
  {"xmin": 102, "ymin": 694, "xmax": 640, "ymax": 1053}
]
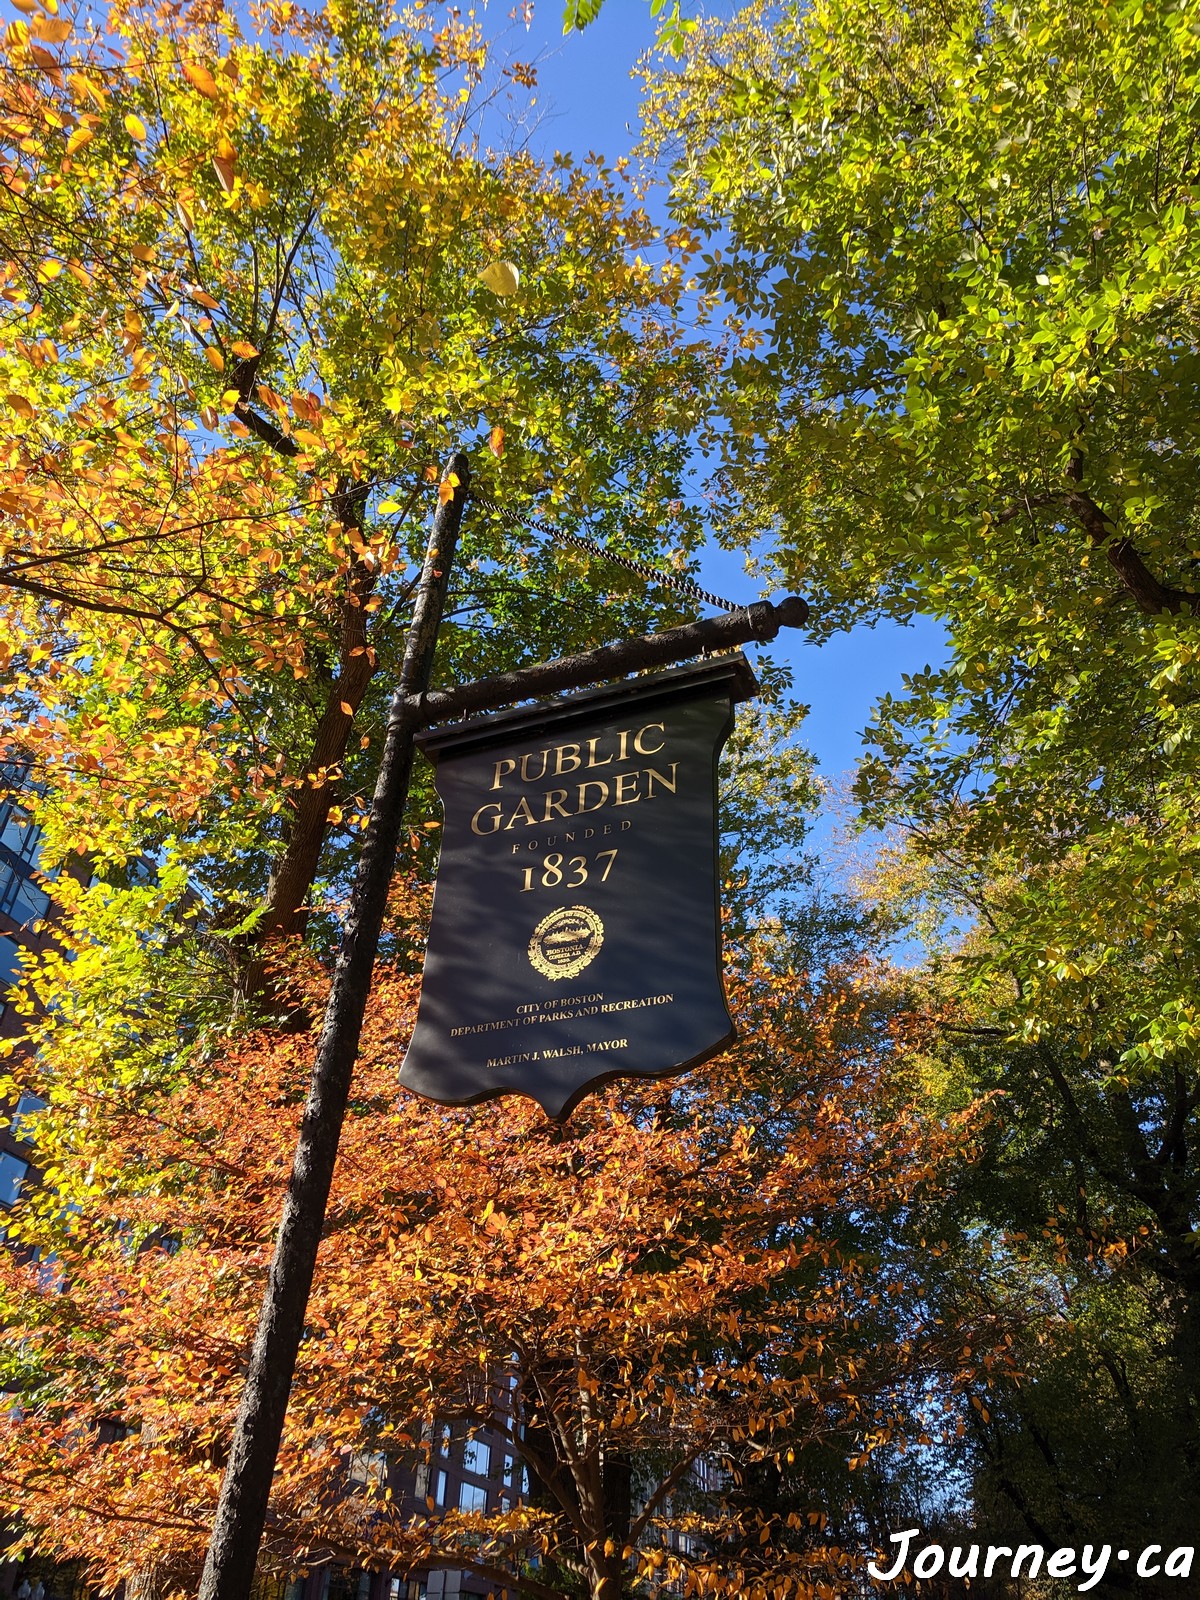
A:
[
  {"xmin": 457, "ymin": 1482, "xmax": 487, "ymax": 1514},
  {"xmin": 0, "ymin": 808, "xmax": 41, "ymax": 863},
  {"xmin": 9, "ymin": 878, "xmax": 48, "ymax": 928},
  {"xmin": 0, "ymin": 1151, "xmax": 28, "ymax": 1206},
  {"xmin": 0, "ymin": 936, "xmax": 22, "ymax": 989},
  {"xmin": 11, "ymin": 1093, "xmax": 46, "ymax": 1143},
  {"xmin": 434, "ymin": 1470, "xmax": 447, "ymax": 1507},
  {"xmin": 462, "ymin": 1439, "xmax": 490, "ymax": 1476}
]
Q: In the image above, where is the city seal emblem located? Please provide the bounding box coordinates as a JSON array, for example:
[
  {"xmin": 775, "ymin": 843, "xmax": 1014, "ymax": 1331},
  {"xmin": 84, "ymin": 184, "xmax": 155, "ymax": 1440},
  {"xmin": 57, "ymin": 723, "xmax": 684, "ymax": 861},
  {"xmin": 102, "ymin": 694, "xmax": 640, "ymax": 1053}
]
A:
[{"xmin": 528, "ymin": 904, "xmax": 605, "ymax": 981}]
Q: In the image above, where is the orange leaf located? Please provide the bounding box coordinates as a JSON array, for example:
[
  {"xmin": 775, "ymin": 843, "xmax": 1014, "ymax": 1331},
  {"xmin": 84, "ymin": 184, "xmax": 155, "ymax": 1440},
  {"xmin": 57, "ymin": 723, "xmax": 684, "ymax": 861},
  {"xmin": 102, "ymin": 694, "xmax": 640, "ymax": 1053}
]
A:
[
  {"xmin": 31, "ymin": 15, "xmax": 70, "ymax": 41},
  {"xmin": 203, "ymin": 346, "xmax": 225, "ymax": 372},
  {"xmin": 229, "ymin": 341, "xmax": 259, "ymax": 359},
  {"xmin": 488, "ymin": 424, "xmax": 505, "ymax": 458},
  {"xmin": 438, "ymin": 471, "xmax": 460, "ymax": 506},
  {"xmin": 212, "ymin": 154, "xmax": 236, "ymax": 194},
  {"xmin": 182, "ymin": 60, "xmax": 220, "ymax": 99}
]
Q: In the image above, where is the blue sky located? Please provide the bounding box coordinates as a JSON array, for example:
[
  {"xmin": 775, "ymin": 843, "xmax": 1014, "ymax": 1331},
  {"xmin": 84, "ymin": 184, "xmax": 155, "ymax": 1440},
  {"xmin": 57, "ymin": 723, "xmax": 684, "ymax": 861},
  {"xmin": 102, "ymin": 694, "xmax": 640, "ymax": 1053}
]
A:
[{"xmin": 479, "ymin": 0, "xmax": 947, "ymax": 784}]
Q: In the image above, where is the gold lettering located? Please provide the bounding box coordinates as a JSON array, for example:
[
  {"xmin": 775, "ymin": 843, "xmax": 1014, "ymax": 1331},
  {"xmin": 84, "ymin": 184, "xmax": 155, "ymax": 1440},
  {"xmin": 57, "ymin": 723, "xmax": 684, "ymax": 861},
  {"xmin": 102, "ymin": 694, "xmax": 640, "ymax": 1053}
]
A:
[
  {"xmin": 613, "ymin": 772, "xmax": 641, "ymax": 806},
  {"xmin": 520, "ymin": 749, "xmax": 550, "ymax": 783},
  {"xmin": 645, "ymin": 762, "xmax": 678, "ymax": 798},
  {"xmin": 617, "ymin": 729, "xmax": 631, "ymax": 761},
  {"xmin": 554, "ymin": 742, "xmax": 582, "ymax": 776},
  {"xmin": 586, "ymin": 736, "xmax": 613, "ymax": 769},
  {"xmin": 576, "ymin": 781, "xmax": 609, "ymax": 814},
  {"xmin": 471, "ymin": 804, "xmax": 502, "ymax": 835},
  {"xmin": 543, "ymin": 790, "xmax": 570, "ymax": 821},
  {"xmin": 503, "ymin": 797, "xmax": 538, "ymax": 830},
  {"xmin": 491, "ymin": 758, "xmax": 516, "ymax": 792},
  {"xmin": 634, "ymin": 722, "xmax": 666, "ymax": 756}
]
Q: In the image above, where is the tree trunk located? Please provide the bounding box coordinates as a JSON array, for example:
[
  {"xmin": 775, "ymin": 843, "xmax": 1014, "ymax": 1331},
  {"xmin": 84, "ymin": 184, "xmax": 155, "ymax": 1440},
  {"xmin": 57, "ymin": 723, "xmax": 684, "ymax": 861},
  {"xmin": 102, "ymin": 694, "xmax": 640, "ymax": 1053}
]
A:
[{"xmin": 237, "ymin": 480, "xmax": 385, "ymax": 1015}]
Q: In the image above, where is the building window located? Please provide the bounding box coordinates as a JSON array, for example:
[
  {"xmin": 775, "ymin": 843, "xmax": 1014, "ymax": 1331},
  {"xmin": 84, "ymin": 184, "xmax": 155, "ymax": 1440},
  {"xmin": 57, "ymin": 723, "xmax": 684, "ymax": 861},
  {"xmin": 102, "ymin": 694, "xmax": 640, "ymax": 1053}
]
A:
[
  {"xmin": 387, "ymin": 1581, "xmax": 424, "ymax": 1600},
  {"xmin": 0, "ymin": 803, "xmax": 41, "ymax": 865},
  {"xmin": 10, "ymin": 1092, "xmax": 46, "ymax": 1144},
  {"xmin": 462, "ymin": 1438, "xmax": 490, "ymax": 1477},
  {"xmin": 458, "ymin": 1481, "xmax": 487, "ymax": 1514},
  {"xmin": 348, "ymin": 1451, "xmax": 387, "ymax": 1491},
  {"xmin": 436, "ymin": 1422, "xmax": 451, "ymax": 1457},
  {"xmin": 434, "ymin": 1470, "xmax": 447, "ymax": 1507},
  {"xmin": 0, "ymin": 864, "xmax": 49, "ymax": 927},
  {"xmin": 0, "ymin": 1151, "xmax": 29, "ymax": 1207},
  {"xmin": 0, "ymin": 934, "xmax": 22, "ymax": 992}
]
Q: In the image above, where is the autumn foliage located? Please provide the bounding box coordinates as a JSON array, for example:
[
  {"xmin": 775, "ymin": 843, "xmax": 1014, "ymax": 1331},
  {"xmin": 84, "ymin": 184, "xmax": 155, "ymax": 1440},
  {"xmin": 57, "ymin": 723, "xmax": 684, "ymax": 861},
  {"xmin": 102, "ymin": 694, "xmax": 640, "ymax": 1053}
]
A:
[{"xmin": 0, "ymin": 884, "xmax": 992, "ymax": 1600}]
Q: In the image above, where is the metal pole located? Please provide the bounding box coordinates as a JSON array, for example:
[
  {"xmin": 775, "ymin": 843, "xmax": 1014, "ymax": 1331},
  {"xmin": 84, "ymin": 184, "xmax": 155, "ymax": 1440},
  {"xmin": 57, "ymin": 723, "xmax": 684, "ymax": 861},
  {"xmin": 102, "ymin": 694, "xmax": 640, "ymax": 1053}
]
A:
[{"xmin": 198, "ymin": 453, "xmax": 471, "ymax": 1600}]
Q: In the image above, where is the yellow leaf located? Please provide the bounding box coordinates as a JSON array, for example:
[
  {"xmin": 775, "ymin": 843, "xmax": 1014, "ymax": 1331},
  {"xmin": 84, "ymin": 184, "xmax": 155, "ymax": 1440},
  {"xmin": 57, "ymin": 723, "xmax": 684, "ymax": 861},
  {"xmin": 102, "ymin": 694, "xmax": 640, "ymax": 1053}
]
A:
[
  {"xmin": 191, "ymin": 289, "xmax": 219, "ymax": 310},
  {"xmin": 176, "ymin": 197, "xmax": 195, "ymax": 231},
  {"xmin": 30, "ymin": 15, "xmax": 70, "ymax": 41},
  {"xmin": 478, "ymin": 260, "xmax": 520, "ymax": 297},
  {"xmin": 488, "ymin": 424, "xmax": 505, "ymax": 457},
  {"xmin": 203, "ymin": 346, "xmax": 225, "ymax": 372},
  {"xmin": 68, "ymin": 72, "xmax": 106, "ymax": 107},
  {"xmin": 229, "ymin": 340, "xmax": 258, "ymax": 359},
  {"xmin": 37, "ymin": 0, "xmax": 59, "ymax": 13},
  {"xmin": 124, "ymin": 113, "xmax": 147, "ymax": 142},
  {"xmin": 11, "ymin": 0, "xmax": 37, "ymax": 14},
  {"xmin": 414, "ymin": 312, "xmax": 441, "ymax": 353},
  {"xmin": 182, "ymin": 60, "xmax": 220, "ymax": 99},
  {"xmin": 212, "ymin": 154, "xmax": 236, "ymax": 193},
  {"xmin": 131, "ymin": 244, "xmax": 155, "ymax": 262},
  {"xmin": 339, "ymin": 701, "xmax": 353, "ymax": 716},
  {"xmin": 65, "ymin": 125, "xmax": 93, "ymax": 154},
  {"xmin": 36, "ymin": 258, "xmax": 63, "ymax": 281}
]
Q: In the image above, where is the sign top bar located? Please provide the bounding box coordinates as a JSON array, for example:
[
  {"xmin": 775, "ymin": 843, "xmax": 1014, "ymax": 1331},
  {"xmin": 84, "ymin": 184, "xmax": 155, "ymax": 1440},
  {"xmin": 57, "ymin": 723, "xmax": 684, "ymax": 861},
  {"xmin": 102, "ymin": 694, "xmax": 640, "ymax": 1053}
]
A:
[{"xmin": 416, "ymin": 654, "xmax": 758, "ymax": 762}]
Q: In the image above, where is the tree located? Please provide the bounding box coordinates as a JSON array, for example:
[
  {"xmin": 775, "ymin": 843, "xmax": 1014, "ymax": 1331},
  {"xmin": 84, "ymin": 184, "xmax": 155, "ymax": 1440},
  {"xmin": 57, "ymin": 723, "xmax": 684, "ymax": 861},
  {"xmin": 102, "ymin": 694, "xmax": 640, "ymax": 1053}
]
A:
[
  {"xmin": 641, "ymin": 0, "xmax": 1200, "ymax": 1068},
  {"xmin": 637, "ymin": 0, "xmax": 1200, "ymax": 1558},
  {"xmin": 0, "ymin": 881, "xmax": 992, "ymax": 1600},
  {"xmin": 850, "ymin": 833, "xmax": 1200, "ymax": 1578},
  {"xmin": 0, "ymin": 0, "xmax": 717, "ymax": 1014}
]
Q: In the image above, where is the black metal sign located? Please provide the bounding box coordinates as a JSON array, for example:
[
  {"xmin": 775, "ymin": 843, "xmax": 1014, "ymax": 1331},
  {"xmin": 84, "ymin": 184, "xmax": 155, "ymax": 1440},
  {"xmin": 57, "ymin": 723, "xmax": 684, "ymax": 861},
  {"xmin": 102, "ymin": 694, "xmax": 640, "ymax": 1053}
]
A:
[{"xmin": 399, "ymin": 655, "xmax": 757, "ymax": 1118}]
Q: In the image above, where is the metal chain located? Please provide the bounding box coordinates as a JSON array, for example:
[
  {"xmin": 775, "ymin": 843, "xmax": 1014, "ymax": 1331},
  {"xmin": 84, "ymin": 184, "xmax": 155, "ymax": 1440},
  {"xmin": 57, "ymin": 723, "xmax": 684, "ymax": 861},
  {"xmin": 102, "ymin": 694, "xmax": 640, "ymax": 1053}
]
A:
[{"xmin": 467, "ymin": 491, "xmax": 743, "ymax": 615}]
